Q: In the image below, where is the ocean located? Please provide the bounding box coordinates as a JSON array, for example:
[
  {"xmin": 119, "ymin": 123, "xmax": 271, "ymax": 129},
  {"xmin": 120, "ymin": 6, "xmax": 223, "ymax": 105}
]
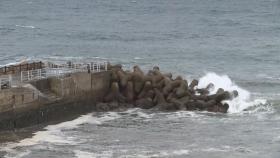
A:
[{"xmin": 0, "ymin": 0, "xmax": 280, "ymax": 157}]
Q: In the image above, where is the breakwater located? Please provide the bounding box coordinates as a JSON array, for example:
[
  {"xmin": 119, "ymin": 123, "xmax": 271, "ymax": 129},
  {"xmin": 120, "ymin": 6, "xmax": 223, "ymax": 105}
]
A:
[
  {"xmin": 0, "ymin": 62, "xmax": 238, "ymax": 131},
  {"xmin": 98, "ymin": 64, "xmax": 238, "ymax": 112},
  {"xmin": 0, "ymin": 71, "xmax": 110, "ymax": 131}
]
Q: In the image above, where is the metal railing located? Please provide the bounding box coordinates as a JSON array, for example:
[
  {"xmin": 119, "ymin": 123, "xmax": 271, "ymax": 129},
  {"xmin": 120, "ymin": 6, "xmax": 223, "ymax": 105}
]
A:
[
  {"xmin": 88, "ymin": 61, "xmax": 108, "ymax": 72},
  {"xmin": 21, "ymin": 69, "xmax": 45, "ymax": 82},
  {"xmin": 19, "ymin": 61, "xmax": 108, "ymax": 82},
  {"xmin": 0, "ymin": 60, "xmax": 109, "ymax": 88}
]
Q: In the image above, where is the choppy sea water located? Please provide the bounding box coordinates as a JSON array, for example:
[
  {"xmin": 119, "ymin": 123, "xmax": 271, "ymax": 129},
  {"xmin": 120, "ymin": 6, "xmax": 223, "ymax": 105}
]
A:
[{"xmin": 0, "ymin": 0, "xmax": 280, "ymax": 157}]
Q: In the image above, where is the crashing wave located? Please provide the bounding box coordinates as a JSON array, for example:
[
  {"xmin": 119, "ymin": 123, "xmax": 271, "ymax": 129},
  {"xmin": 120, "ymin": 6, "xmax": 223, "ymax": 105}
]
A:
[{"xmin": 198, "ymin": 72, "xmax": 269, "ymax": 113}]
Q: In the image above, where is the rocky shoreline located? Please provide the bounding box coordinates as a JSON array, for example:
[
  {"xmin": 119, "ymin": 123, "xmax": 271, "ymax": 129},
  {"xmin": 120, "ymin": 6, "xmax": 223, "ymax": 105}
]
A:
[{"xmin": 97, "ymin": 64, "xmax": 238, "ymax": 113}]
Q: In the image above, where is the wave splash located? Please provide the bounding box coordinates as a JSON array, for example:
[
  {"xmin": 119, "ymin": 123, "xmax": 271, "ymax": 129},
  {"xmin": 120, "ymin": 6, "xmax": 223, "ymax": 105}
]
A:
[{"xmin": 197, "ymin": 72, "xmax": 268, "ymax": 113}]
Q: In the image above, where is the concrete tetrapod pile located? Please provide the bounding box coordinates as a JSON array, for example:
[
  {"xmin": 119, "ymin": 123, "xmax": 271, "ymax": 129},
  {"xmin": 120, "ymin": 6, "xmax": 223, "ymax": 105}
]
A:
[{"xmin": 97, "ymin": 64, "xmax": 238, "ymax": 113}]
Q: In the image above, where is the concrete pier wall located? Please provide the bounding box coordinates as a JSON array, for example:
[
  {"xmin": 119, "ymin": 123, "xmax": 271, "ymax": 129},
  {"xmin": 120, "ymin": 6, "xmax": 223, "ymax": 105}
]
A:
[
  {"xmin": 0, "ymin": 87, "xmax": 39, "ymax": 113},
  {"xmin": 0, "ymin": 71, "xmax": 112, "ymax": 131},
  {"xmin": 48, "ymin": 71, "xmax": 111, "ymax": 100}
]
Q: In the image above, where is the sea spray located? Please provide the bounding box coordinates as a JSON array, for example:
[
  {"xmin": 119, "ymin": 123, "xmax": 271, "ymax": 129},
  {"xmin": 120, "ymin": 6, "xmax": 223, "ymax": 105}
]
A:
[{"xmin": 197, "ymin": 72, "xmax": 267, "ymax": 113}]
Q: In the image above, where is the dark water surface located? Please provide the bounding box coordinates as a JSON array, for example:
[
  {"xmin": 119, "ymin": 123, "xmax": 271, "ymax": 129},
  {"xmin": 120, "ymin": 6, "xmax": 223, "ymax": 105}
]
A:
[{"xmin": 0, "ymin": 0, "xmax": 280, "ymax": 157}]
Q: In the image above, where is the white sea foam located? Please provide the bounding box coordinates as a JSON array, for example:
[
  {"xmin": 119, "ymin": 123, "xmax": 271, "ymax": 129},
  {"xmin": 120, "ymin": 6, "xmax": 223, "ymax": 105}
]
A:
[
  {"xmin": 1, "ymin": 112, "xmax": 121, "ymax": 158},
  {"xmin": 74, "ymin": 150, "xmax": 99, "ymax": 158},
  {"xmin": 15, "ymin": 25, "xmax": 35, "ymax": 29},
  {"xmin": 171, "ymin": 149, "xmax": 190, "ymax": 155},
  {"xmin": 74, "ymin": 149, "xmax": 190, "ymax": 158},
  {"xmin": 0, "ymin": 57, "xmax": 32, "ymax": 67},
  {"xmin": 119, "ymin": 149, "xmax": 189, "ymax": 158},
  {"xmin": 21, "ymin": 112, "xmax": 120, "ymax": 146},
  {"xmin": 74, "ymin": 150, "xmax": 95, "ymax": 158},
  {"xmin": 135, "ymin": 111, "xmax": 153, "ymax": 119},
  {"xmin": 123, "ymin": 108, "xmax": 154, "ymax": 120},
  {"xmin": 197, "ymin": 72, "xmax": 268, "ymax": 113},
  {"xmin": 200, "ymin": 145, "xmax": 252, "ymax": 153},
  {"xmin": 3, "ymin": 150, "xmax": 31, "ymax": 158},
  {"xmin": 202, "ymin": 147, "xmax": 229, "ymax": 152},
  {"xmin": 166, "ymin": 111, "xmax": 203, "ymax": 119},
  {"xmin": 75, "ymin": 150, "xmax": 114, "ymax": 158},
  {"xmin": 134, "ymin": 57, "xmax": 144, "ymax": 60}
]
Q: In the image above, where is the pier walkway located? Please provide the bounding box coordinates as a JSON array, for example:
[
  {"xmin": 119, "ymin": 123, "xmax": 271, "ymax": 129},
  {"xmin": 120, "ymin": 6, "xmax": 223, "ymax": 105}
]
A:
[{"xmin": 0, "ymin": 60, "xmax": 108, "ymax": 90}]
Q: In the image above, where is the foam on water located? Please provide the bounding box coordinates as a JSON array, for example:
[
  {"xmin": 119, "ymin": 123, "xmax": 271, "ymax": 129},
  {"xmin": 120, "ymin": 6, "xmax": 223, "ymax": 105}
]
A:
[
  {"xmin": 74, "ymin": 150, "xmax": 113, "ymax": 158},
  {"xmin": 132, "ymin": 109, "xmax": 154, "ymax": 119},
  {"xmin": 121, "ymin": 108, "xmax": 155, "ymax": 120},
  {"xmin": 1, "ymin": 112, "xmax": 121, "ymax": 158},
  {"xmin": 74, "ymin": 149, "xmax": 189, "ymax": 158},
  {"xmin": 15, "ymin": 25, "xmax": 35, "ymax": 29},
  {"xmin": 0, "ymin": 57, "xmax": 32, "ymax": 67},
  {"xmin": 199, "ymin": 145, "xmax": 252, "ymax": 153},
  {"xmin": 118, "ymin": 149, "xmax": 190, "ymax": 158},
  {"xmin": 134, "ymin": 57, "xmax": 144, "ymax": 60},
  {"xmin": 74, "ymin": 150, "xmax": 94, "ymax": 158},
  {"xmin": 3, "ymin": 150, "xmax": 31, "ymax": 158},
  {"xmin": 165, "ymin": 111, "xmax": 204, "ymax": 119},
  {"xmin": 197, "ymin": 72, "xmax": 268, "ymax": 113}
]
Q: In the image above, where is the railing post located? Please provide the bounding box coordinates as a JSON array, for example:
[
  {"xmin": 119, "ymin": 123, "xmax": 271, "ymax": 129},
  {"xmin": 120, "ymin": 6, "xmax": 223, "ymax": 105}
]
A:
[
  {"xmin": 96, "ymin": 63, "xmax": 98, "ymax": 72},
  {"xmin": 9, "ymin": 74, "xmax": 12, "ymax": 88},
  {"xmin": 95, "ymin": 63, "xmax": 97, "ymax": 72},
  {"xmin": 105, "ymin": 62, "xmax": 107, "ymax": 71},
  {"xmin": 61, "ymin": 78, "xmax": 64, "ymax": 97},
  {"xmin": 21, "ymin": 71, "xmax": 23, "ymax": 82},
  {"xmin": 39, "ymin": 69, "xmax": 41, "ymax": 79},
  {"xmin": 27, "ymin": 71, "xmax": 30, "ymax": 81}
]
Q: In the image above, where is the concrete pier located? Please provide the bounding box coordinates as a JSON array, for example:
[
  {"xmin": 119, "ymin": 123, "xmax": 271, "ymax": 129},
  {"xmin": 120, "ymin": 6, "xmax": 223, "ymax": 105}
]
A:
[{"xmin": 0, "ymin": 71, "xmax": 111, "ymax": 131}]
